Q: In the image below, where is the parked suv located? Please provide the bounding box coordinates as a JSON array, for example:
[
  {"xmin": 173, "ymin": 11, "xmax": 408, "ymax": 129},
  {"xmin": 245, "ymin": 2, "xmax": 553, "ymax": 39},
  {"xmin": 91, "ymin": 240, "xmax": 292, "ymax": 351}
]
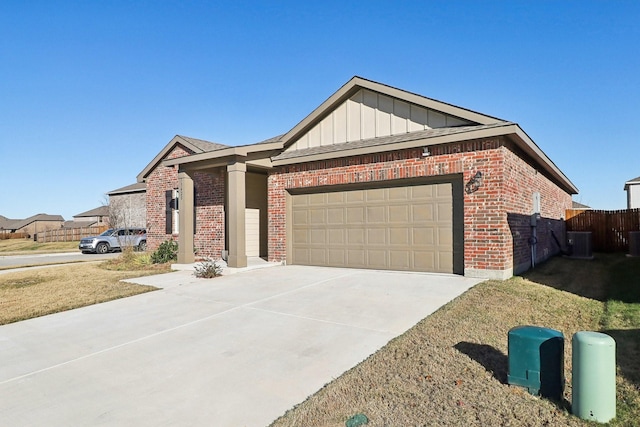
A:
[{"xmin": 79, "ymin": 228, "xmax": 147, "ymax": 254}]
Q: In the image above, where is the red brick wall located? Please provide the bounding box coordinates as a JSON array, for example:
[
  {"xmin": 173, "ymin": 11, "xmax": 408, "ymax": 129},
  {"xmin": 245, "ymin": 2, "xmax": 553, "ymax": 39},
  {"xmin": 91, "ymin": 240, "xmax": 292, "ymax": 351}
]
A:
[
  {"xmin": 193, "ymin": 170, "xmax": 225, "ymax": 259},
  {"xmin": 267, "ymin": 137, "xmax": 572, "ymax": 278},
  {"xmin": 145, "ymin": 144, "xmax": 225, "ymax": 258},
  {"xmin": 502, "ymin": 147, "xmax": 572, "ymax": 274}
]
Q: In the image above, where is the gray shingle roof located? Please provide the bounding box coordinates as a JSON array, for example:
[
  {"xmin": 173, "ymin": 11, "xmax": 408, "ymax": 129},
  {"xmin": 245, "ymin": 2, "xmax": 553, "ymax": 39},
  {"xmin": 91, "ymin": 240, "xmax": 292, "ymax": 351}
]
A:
[
  {"xmin": 177, "ymin": 135, "xmax": 229, "ymax": 152},
  {"xmin": 572, "ymin": 201, "xmax": 591, "ymax": 209},
  {"xmin": 74, "ymin": 206, "xmax": 110, "ymax": 218},
  {"xmin": 626, "ymin": 176, "xmax": 640, "ymax": 184},
  {"xmin": 272, "ymin": 122, "xmax": 513, "ymax": 162},
  {"xmin": 0, "ymin": 214, "xmax": 64, "ymax": 231},
  {"xmin": 107, "ymin": 182, "xmax": 147, "ymax": 195}
]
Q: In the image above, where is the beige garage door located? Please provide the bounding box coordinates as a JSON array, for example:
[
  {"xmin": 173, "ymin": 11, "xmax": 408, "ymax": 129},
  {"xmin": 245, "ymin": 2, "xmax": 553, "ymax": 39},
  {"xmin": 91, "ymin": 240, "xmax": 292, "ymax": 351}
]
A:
[{"xmin": 290, "ymin": 183, "xmax": 454, "ymax": 273}]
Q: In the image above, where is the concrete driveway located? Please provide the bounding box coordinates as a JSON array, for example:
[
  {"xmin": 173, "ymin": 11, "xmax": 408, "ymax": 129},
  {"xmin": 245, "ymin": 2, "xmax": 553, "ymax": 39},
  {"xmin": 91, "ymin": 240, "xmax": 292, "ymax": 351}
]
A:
[{"xmin": 0, "ymin": 265, "xmax": 480, "ymax": 426}]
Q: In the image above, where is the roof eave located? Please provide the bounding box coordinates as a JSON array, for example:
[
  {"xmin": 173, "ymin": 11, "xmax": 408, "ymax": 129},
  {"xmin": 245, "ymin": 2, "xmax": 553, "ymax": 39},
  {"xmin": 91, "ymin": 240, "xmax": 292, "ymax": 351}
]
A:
[
  {"xmin": 162, "ymin": 140, "xmax": 284, "ymax": 169},
  {"xmin": 273, "ymin": 124, "xmax": 578, "ymax": 195}
]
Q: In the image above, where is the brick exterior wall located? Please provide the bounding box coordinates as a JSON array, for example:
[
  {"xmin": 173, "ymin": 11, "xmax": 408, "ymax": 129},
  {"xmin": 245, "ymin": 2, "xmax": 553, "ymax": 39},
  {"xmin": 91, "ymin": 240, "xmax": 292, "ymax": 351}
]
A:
[
  {"xmin": 193, "ymin": 170, "xmax": 226, "ymax": 259},
  {"xmin": 145, "ymin": 144, "xmax": 226, "ymax": 258},
  {"xmin": 267, "ymin": 137, "xmax": 572, "ymax": 278}
]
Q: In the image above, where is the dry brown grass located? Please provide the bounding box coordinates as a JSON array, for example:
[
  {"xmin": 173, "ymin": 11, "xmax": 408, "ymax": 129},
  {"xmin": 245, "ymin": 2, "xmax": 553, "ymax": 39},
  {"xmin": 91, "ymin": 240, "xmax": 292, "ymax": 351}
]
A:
[
  {"xmin": 0, "ymin": 239, "xmax": 80, "ymax": 255},
  {"xmin": 0, "ymin": 258, "xmax": 170, "ymax": 325},
  {"xmin": 271, "ymin": 254, "xmax": 640, "ymax": 426}
]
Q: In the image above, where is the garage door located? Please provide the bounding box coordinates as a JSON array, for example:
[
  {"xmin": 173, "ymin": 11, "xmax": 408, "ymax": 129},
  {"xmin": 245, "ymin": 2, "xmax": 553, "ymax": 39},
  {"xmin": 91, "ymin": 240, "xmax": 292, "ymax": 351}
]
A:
[{"xmin": 290, "ymin": 182, "xmax": 454, "ymax": 273}]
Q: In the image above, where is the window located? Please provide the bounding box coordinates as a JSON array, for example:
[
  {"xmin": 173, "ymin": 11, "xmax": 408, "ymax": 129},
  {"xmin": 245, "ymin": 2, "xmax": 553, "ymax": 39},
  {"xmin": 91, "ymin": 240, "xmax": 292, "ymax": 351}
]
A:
[
  {"xmin": 173, "ymin": 189, "xmax": 180, "ymax": 234},
  {"xmin": 165, "ymin": 189, "xmax": 179, "ymax": 235}
]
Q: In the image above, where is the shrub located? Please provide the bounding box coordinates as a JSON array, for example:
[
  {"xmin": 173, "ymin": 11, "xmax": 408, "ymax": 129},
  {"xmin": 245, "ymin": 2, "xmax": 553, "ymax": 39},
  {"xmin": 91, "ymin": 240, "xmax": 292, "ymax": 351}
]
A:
[
  {"xmin": 151, "ymin": 240, "xmax": 178, "ymax": 264},
  {"xmin": 194, "ymin": 258, "xmax": 223, "ymax": 278}
]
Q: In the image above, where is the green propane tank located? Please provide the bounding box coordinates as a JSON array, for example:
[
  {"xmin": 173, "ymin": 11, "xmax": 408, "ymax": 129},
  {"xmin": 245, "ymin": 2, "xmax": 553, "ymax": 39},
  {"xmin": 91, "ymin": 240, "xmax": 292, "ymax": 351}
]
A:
[{"xmin": 572, "ymin": 331, "xmax": 616, "ymax": 423}]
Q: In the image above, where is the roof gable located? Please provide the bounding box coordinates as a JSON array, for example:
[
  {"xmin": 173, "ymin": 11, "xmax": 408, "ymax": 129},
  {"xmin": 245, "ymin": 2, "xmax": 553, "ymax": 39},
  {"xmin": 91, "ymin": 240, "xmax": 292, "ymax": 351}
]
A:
[
  {"xmin": 137, "ymin": 135, "xmax": 229, "ymax": 182},
  {"xmin": 279, "ymin": 76, "xmax": 504, "ymax": 153},
  {"xmin": 624, "ymin": 175, "xmax": 640, "ymax": 190},
  {"xmin": 286, "ymin": 87, "xmax": 478, "ymax": 153}
]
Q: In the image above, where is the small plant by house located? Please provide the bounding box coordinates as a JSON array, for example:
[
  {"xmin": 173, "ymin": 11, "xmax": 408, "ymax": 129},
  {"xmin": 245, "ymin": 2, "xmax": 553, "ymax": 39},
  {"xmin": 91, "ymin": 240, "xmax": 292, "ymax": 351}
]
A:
[
  {"xmin": 194, "ymin": 257, "xmax": 223, "ymax": 278},
  {"xmin": 150, "ymin": 240, "xmax": 178, "ymax": 264}
]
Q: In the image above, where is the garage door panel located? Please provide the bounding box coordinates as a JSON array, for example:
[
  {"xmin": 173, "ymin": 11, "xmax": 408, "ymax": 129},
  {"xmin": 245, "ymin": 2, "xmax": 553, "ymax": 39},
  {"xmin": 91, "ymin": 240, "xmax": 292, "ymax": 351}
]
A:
[
  {"xmin": 310, "ymin": 209, "xmax": 325, "ymax": 225},
  {"xmin": 327, "ymin": 192, "xmax": 345, "ymax": 204},
  {"xmin": 367, "ymin": 228, "xmax": 386, "ymax": 244},
  {"xmin": 310, "ymin": 229, "xmax": 326, "ymax": 245},
  {"xmin": 366, "ymin": 206, "xmax": 386, "ymax": 223},
  {"xmin": 389, "ymin": 186, "xmax": 409, "ymax": 200},
  {"xmin": 438, "ymin": 252, "xmax": 454, "ymax": 272},
  {"xmin": 437, "ymin": 202, "xmax": 452, "ymax": 221},
  {"xmin": 347, "ymin": 229, "xmax": 365, "ymax": 244},
  {"xmin": 293, "ymin": 248, "xmax": 309, "ymax": 264},
  {"xmin": 291, "ymin": 182, "xmax": 454, "ymax": 273},
  {"xmin": 328, "ymin": 229, "xmax": 345, "ymax": 244},
  {"xmin": 293, "ymin": 210, "xmax": 308, "ymax": 225},
  {"xmin": 347, "ymin": 190, "xmax": 364, "ymax": 203},
  {"xmin": 293, "ymin": 229, "xmax": 308, "ymax": 244},
  {"xmin": 413, "ymin": 204, "xmax": 434, "ymax": 222},
  {"xmin": 309, "ymin": 193, "xmax": 326, "ymax": 206},
  {"xmin": 412, "ymin": 185, "xmax": 434, "ymax": 198},
  {"xmin": 414, "ymin": 251, "xmax": 436, "ymax": 270},
  {"xmin": 438, "ymin": 226, "xmax": 452, "ymax": 245},
  {"xmin": 389, "ymin": 250, "xmax": 410, "ymax": 269},
  {"xmin": 413, "ymin": 228, "xmax": 434, "ymax": 245},
  {"xmin": 367, "ymin": 250, "xmax": 387, "ymax": 268},
  {"xmin": 366, "ymin": 188, "xmax": 386, "ymax": 201},
  {"xmin": 347, "ymin": 207, "xmax": 365, "ymax": 224},
  {"xmin": 309, "ymin": 248, "xmax": 326, "ymax": 264},
  {"xmin": 327, "ymin": 208, "xmax": 344, "ymax": 224},
  {"xmin": 389, "ymin": 227, "xmax": 409, "ymax": 245},
  {"xmin": 328, "ymin": 249, "xmax": 346, "ymax": 265},
  {"xmin": 347, "ymin": 250, "xmax": 366, "ymax": 266}
]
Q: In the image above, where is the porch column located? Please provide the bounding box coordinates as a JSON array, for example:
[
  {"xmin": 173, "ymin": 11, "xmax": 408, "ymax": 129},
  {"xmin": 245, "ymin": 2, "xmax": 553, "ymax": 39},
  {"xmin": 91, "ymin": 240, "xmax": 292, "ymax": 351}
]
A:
[
  {"xmin": 177, "ymin": 171, "xmax": 195, "ymax": 264},
  {"xmin": 227, "ymin": 162, "xmax": 247, "ymax": 268}
]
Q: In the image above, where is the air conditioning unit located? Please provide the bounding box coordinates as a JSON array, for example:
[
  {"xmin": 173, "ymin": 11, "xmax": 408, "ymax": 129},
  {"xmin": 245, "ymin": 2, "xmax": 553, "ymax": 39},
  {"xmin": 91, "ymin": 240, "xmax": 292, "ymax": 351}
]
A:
[
  {"xmin": 629, "ymin": 231, "xmax": 640, "ymax": 257},
  {"xmin": 567, "ymin": 231, "xmax": 593, "ymax": 259}
]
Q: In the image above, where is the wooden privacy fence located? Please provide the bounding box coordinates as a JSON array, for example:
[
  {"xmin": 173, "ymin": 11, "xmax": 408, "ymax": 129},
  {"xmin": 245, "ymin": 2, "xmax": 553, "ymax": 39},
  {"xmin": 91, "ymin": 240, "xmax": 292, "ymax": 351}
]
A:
[
  {"xmin": 37, "ymin": 226, "xmax": 109, "ymax": 243},
  {"xmin": 566, "ymin": 208, "xmax": 640, "ymax": 252},
  {"xmin": 0, "ymin": 232, "xmax": 28, "ymax": 240}
]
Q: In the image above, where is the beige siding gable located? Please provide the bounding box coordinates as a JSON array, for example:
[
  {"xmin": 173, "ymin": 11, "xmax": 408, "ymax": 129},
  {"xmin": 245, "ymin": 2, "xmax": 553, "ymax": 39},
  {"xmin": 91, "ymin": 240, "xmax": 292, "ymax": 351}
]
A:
[{"xmin": 288, "ymin": 89, "xmax": 473, "ymax": 152}]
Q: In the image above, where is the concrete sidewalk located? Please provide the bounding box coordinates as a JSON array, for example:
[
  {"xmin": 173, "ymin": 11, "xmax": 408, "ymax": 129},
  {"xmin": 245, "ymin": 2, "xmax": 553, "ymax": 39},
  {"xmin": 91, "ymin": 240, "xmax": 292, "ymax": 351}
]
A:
[{"xmin": 0, "ymin": 265, "xmax": 480, "ymax": 426}]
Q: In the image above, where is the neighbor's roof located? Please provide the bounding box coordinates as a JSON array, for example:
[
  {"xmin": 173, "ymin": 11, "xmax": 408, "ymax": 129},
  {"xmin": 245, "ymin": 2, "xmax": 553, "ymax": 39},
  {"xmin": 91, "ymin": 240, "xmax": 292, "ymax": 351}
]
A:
[
  {"xmin": 624, "ymin": 175, "xmax": 640, "ymax": 190},
  {"xmin": 0, "ymin": 213, "xmax": 64, "ymax": 231},
  {"xmin": 107, "ymin": 182, "xmax": 147, "ymax": 195},
  {"xmin": 74, "ymin": 206, "xmax": 110, "ymax": 218},
  {"xmin": 572, "ymin": 201, "xmax": 591, "ymax": 210}
]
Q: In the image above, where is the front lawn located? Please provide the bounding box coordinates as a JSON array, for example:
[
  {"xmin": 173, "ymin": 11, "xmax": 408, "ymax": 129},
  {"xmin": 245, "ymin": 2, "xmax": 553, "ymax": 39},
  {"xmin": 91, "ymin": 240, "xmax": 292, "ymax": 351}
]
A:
[
  {"xmin": 0, "ymin": 239, "xmax": 80, "ymax": 255},
  {"xmin": 0, "ymin": 252, "xmax": 171, "ymax": 325}
]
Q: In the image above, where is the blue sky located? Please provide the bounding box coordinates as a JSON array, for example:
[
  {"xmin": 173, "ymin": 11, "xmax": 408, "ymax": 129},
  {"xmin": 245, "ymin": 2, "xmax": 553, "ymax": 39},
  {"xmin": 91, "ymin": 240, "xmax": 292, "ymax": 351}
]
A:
[{"xmin": 1, "ymin": 1, "xmax": 638, "ymax": 220}]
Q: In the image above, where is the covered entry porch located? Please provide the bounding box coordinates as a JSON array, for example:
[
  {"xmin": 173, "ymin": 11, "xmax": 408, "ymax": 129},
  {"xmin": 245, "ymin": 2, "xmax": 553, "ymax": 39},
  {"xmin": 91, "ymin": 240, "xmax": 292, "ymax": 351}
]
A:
[{"xmin": 163, "ymin": 141, "xmax": 282, "ymax": 267}]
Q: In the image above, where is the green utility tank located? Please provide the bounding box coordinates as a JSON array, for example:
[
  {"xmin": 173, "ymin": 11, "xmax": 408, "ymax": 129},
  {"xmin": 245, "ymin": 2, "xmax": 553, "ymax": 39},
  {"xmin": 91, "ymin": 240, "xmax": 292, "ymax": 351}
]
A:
[
  {"xmin": 572, "ymin": 331, "xmax": 616, "ymax": 423},
  {"xmin": 507, "ymin": 326, "xmax": 564, "ymax": 400}
]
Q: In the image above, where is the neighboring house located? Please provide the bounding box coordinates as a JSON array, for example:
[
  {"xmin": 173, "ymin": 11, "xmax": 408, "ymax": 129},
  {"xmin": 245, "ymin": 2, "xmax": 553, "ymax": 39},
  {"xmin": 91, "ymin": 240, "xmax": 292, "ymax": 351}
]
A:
[
  {"xmin": 624, "ymin": 176, "xmax": 640, "ymax": 209},
  {"xmin": 137, "ymin": 76, "xmax": 578, "ymax": 279},
  {"xmin": 107, "ymin": 182, "xmax": 147, "ymax": 228},
  {"xmin": 65, "ymin": 206, "xmax": 110, "ymax": 228},
  {"xmin": 0, "ymin": 213, "xmax": 64, "ymax": 237},
  {"xmin": 571, "ymin": 201, "xmax": 591, "ymax": 210}
]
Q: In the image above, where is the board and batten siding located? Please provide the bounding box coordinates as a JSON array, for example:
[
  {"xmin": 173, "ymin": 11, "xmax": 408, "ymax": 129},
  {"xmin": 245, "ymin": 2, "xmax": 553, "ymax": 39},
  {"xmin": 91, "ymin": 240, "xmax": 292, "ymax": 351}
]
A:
[{"xmin": 289, "ymin": 89, "xmax": 473, "ymax": 151}]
